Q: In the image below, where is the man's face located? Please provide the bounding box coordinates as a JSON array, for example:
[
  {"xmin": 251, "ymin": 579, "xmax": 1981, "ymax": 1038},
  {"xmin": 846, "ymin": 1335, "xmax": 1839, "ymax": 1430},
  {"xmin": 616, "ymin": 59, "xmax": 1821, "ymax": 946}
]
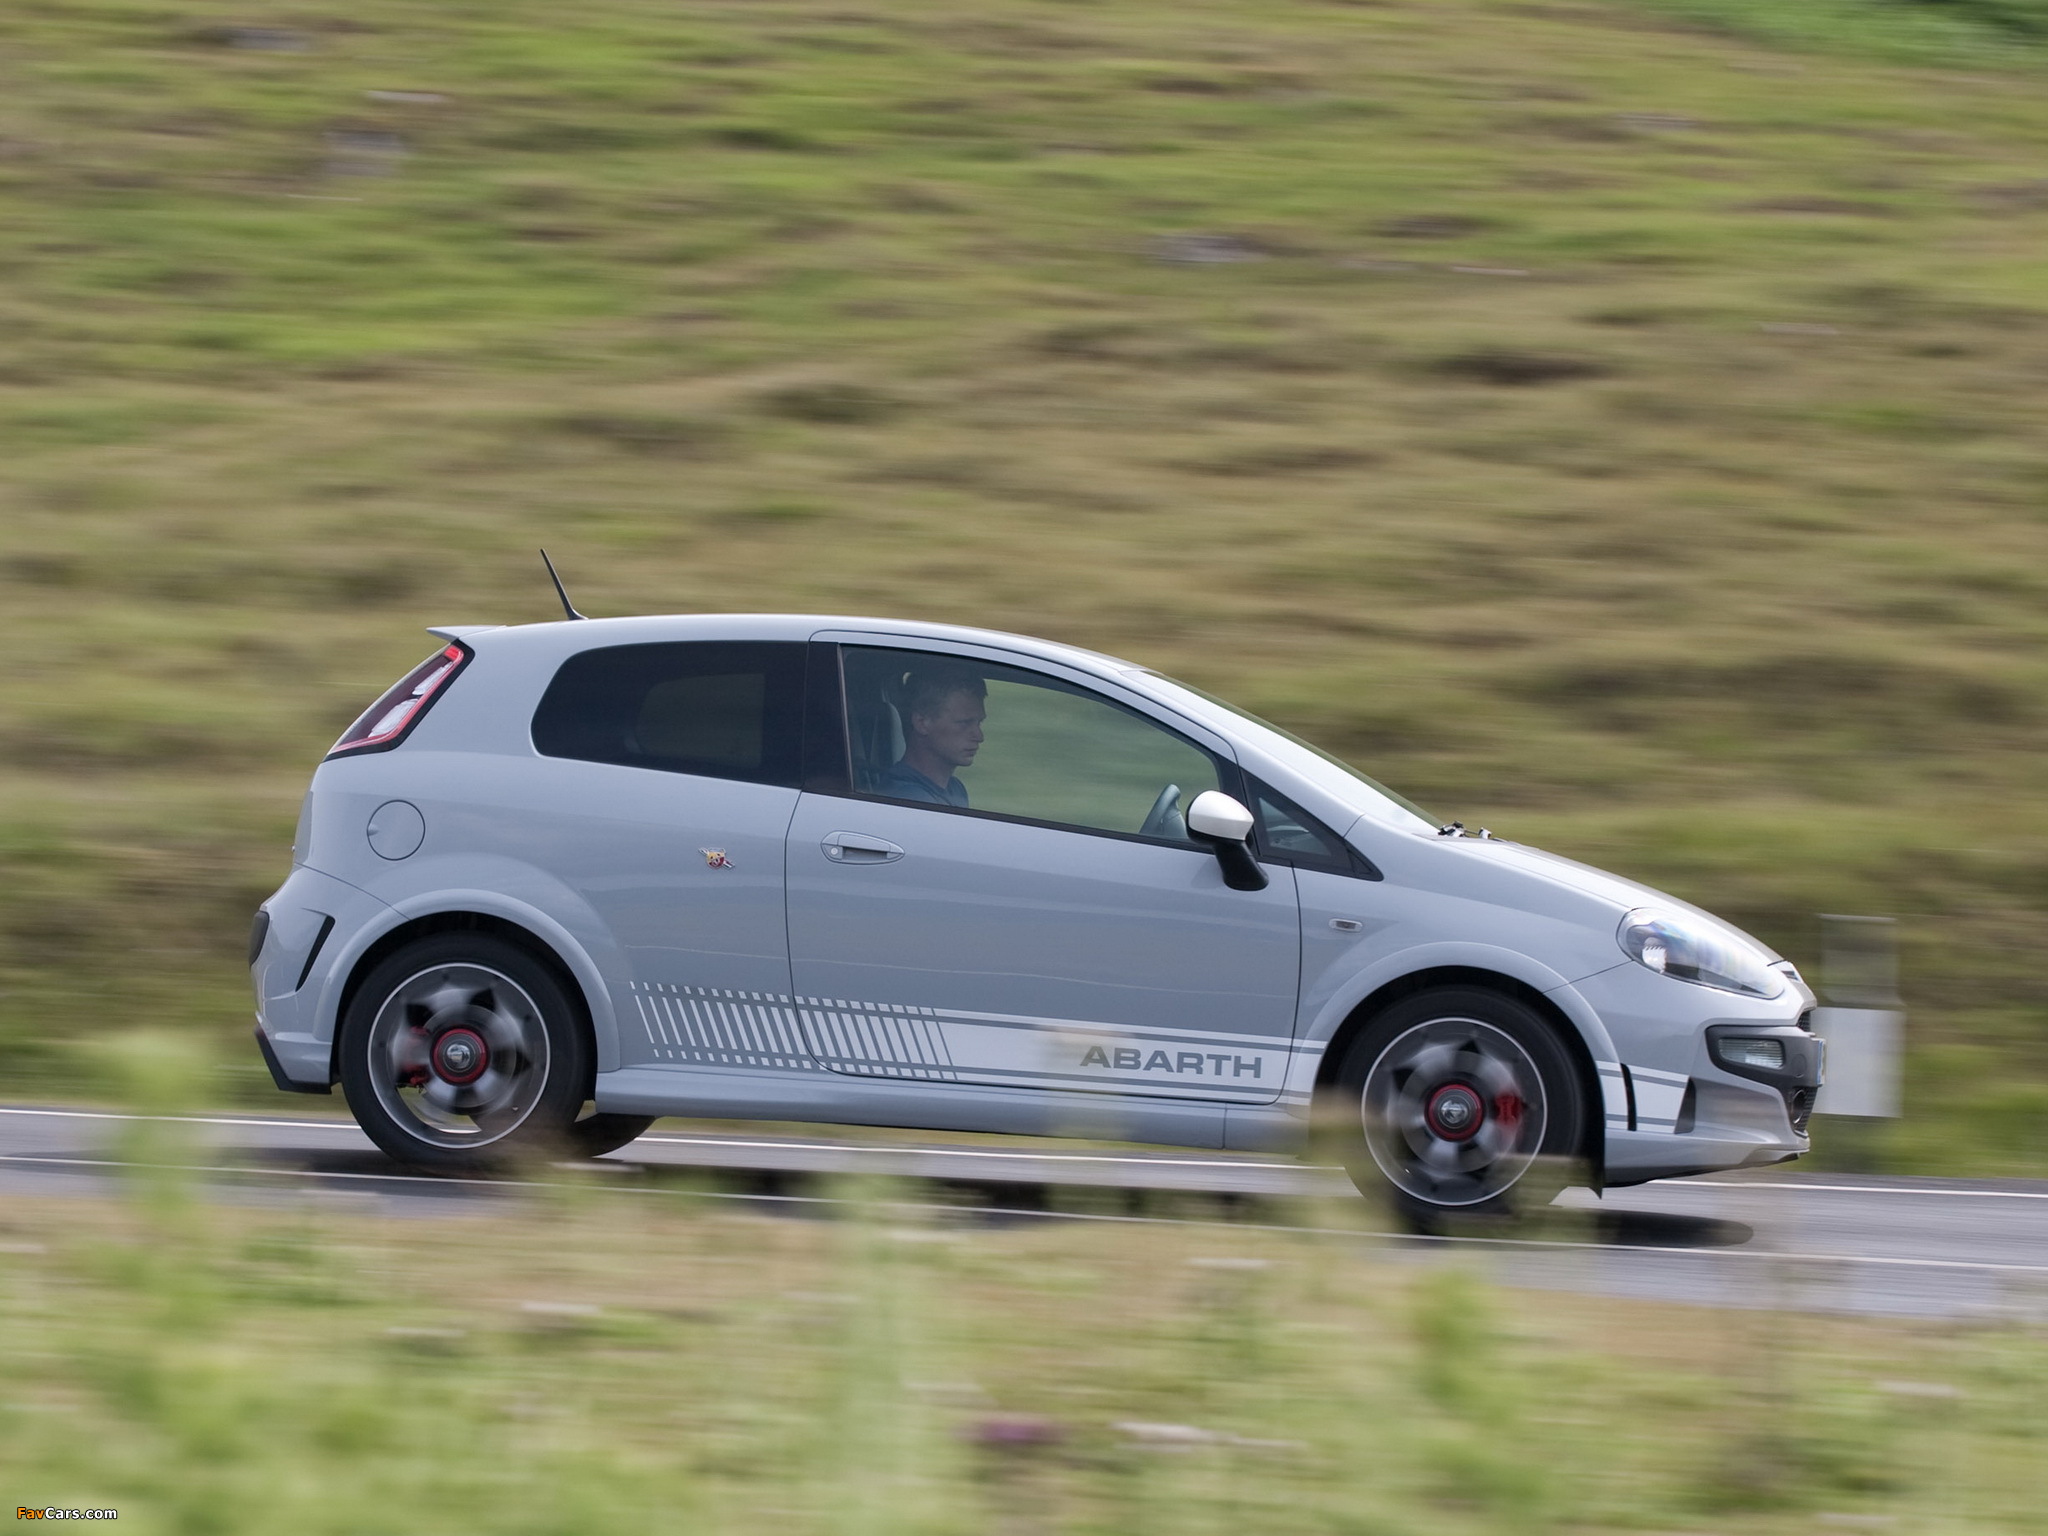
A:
[{"xmin": 912, "ymin": 690, "xmax": 986, "ymax": 771}]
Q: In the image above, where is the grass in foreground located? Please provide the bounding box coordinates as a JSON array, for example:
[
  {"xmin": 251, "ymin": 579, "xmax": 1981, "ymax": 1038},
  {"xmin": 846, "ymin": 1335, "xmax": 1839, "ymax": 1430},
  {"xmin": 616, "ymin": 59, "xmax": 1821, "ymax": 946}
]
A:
[
  {"xmin": 0, "ymin": 0, "xmax": 2045, "ymax": 1169},
  {"xmin": 2, "ymin": 1156, "xmax": 2043, "ymax": 1535}
]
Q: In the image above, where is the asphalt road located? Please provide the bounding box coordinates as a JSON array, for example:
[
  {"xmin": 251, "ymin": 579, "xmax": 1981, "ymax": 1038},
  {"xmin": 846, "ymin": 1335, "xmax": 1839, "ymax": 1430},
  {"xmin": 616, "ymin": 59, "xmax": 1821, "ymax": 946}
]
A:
[{"xmin": 4, "ymin": 1104, "xmax": 2043, "ymax": 1321}]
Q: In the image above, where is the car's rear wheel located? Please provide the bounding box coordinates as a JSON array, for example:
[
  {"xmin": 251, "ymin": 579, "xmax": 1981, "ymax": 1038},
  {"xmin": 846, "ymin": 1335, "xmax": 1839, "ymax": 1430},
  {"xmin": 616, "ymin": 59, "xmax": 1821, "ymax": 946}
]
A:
[
  {"xmin": 339, "ymin": 934, "xmax": 590, "ymax": 1173},
  {"xmin": 1332, "ymin": 986, "xmax": 1586, "ymax": 1229}
]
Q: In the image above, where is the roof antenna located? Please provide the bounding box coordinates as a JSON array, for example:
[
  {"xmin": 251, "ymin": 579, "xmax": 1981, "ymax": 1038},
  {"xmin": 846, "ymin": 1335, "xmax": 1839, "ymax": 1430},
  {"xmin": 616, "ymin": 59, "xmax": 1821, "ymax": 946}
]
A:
[{"xmin": 539, "ymin": 548, "xmax": 586, "ymax": 621}]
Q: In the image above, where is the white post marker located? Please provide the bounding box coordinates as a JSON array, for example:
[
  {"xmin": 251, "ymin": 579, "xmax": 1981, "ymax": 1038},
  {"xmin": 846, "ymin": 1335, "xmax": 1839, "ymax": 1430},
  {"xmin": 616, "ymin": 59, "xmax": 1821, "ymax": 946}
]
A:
[{"xmin": 1812, "ymin": 914, "xmax": 1903, "ymax": 1119}]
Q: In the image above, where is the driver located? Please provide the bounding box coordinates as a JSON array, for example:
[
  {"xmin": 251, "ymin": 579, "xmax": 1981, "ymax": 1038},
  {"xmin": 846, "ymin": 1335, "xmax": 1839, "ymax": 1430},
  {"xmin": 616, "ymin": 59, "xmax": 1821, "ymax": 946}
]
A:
[{"xmin": 881, "ymin": 663, "xmax": 985, "ymax": 807}]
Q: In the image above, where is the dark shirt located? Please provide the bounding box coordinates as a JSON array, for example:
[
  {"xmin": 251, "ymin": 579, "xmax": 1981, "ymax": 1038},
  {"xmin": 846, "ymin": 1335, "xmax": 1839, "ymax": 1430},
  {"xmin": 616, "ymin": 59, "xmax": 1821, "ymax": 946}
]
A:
[{"xmin": 879, "ymin": 759, "xmax": 970, "ymax": 808}]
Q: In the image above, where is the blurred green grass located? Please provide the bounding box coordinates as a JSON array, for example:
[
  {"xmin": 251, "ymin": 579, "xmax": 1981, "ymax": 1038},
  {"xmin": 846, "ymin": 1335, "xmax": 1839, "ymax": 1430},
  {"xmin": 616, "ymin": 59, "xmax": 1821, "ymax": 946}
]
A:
[
  {"xmin": 1638, "ymin": 0, "xmax": 2048, "ymax": 64},
  {"xmin": 2, "ymin": 1160, "xmax": 2042, "ymax": 1535},
  {"xmin": 0, "ymin": 0, "xmax": 2045, "ymax": 1170}
]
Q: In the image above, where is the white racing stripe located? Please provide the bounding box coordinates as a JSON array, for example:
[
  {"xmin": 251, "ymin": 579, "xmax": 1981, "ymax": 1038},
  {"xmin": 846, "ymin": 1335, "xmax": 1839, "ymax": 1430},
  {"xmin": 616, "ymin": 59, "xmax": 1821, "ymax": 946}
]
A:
[{"xmin": 5, "ymin": 1152, "xmax": 2048, "ymax": 1277}]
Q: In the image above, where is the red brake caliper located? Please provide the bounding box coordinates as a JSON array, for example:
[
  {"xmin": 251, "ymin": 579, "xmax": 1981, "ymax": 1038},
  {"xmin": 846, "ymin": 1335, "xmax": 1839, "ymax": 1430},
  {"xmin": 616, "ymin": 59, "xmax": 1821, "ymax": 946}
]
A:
[
  {"xmin": 402, "ymin": 1025, "xmax": 431, "ymax": 1088},
  {"xmin": 1491, "ymin": 1091, "xmax": 1525, "ymax": 1131}
]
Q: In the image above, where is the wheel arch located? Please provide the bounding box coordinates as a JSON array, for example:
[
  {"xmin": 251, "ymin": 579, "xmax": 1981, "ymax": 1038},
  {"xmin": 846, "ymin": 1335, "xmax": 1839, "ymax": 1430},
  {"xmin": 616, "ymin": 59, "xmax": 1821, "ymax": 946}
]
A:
[
  {"xmin": 1313, "ymin": 965, "xmax": 1606, "ymax": 1188},
  {"xmin": 329, "ymin": 910, "xmax": 603, "ymax": 1097}
]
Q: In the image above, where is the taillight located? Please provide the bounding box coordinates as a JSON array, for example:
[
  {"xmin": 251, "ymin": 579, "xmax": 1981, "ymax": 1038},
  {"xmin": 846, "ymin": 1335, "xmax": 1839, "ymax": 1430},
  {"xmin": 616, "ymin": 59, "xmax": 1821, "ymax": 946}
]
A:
[{"xmin": 327, "ymin": 643, "xmax": 470, "ymax": 758}]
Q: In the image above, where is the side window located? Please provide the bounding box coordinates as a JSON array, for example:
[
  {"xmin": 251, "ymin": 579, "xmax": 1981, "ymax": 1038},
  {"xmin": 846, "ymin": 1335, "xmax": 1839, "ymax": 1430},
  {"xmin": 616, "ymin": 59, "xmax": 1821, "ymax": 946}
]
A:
[
  {"xmin": 1252, "ymin": 781, "xmax": 1378, "ymax": 878},
  {"xmin": 531, "ymin": 641, "xmax": 805, "ymax": 786},
  {"xmin": 842, "ymin": 646, "xmax": 1225, "ymax": 843}
]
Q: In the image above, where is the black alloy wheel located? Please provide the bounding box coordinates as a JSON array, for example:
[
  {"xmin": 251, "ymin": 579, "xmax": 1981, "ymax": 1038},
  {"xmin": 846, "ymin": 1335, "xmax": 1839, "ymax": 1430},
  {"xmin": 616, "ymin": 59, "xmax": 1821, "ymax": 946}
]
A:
[
  {"xmin": 1332, "ymin": 986, "xmax": 1587, "ymax": 1228},
  {"xmin": 339, "ymin": 933, "xmax": 591, "ymax": 1173}
]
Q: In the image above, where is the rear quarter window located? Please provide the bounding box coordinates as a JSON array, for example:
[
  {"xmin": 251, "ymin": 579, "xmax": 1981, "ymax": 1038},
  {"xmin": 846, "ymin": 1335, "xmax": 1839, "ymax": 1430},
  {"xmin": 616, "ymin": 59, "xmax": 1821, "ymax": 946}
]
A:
[{"xmin": 530, "ymin": 641, "xmax": 805, "ymax": 786}]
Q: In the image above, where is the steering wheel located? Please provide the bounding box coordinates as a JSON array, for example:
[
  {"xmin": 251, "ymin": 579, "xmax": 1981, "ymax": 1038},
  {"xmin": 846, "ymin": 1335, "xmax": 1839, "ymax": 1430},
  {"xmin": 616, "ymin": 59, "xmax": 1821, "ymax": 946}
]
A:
[{"xmin": 1139, "ymin": 783, "xmax": 1185, "ymax": 841}]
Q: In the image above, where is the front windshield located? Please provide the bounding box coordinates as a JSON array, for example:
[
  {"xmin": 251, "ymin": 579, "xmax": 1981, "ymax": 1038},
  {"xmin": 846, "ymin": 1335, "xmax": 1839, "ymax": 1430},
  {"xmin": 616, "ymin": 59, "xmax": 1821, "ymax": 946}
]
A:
[{"xmin": 1132, "ymin": 671, "xmax": 1439, "ymax": 832}]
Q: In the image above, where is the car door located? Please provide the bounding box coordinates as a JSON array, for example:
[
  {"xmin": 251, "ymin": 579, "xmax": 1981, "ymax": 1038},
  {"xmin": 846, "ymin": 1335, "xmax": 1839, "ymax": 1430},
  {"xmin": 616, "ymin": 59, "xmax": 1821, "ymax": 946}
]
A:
[
  {"xmin": 783, "ymin": 640, "xmax": 1302, "ymax": 1104},
  {"xmin": 522, "ymin": 639, "xmax": 810, "ymax": 1071}
]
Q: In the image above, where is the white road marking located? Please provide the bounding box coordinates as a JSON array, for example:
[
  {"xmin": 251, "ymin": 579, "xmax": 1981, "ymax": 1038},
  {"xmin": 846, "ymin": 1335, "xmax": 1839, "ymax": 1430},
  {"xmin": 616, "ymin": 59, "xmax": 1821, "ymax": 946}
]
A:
[
  {"xmin": 0, "ymin": 1153, "xmax": 516, "ymax": 1189},
  {"xmin": 0, "ymin": 1107, "xmax": 1310, "ymax": 1170},
  {"xmin": 1679, "ymin": 1179, "xmax": 2048, "ymax": 1200},
  {"xmin": 5, "ymin": 1152, "xmax": 2046, "ymax": 1277},
  {"xmin": 4, "ymin": 1108, "xmax": 2043, "ymax": 1201},
  {"xmin": 0, "ymin": 1106, "xmax": 363, "ymax": 1131}
]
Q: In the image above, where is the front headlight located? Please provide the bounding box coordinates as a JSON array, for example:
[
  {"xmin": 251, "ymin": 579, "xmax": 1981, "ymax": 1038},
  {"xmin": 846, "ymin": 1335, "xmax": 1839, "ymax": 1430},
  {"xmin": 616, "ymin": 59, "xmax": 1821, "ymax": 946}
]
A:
[{"xmin": 1617, "ymin": 907, "xmax": 1785, "ymax": 999}]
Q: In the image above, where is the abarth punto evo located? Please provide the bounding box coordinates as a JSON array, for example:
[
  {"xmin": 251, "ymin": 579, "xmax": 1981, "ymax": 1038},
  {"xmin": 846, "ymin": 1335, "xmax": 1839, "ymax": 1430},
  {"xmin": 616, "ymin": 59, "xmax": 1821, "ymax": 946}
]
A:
[{"xmin": 251, "ymin": 613, "xmax": 1822, "ymax": 1220}]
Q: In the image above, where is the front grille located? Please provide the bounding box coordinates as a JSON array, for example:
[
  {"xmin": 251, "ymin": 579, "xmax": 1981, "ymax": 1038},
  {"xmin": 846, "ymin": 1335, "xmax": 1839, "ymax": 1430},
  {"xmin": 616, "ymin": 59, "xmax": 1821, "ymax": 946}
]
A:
[{"xmin": 1795, "ymin": 1008, "xmax": 1814, "ymax": 1032}]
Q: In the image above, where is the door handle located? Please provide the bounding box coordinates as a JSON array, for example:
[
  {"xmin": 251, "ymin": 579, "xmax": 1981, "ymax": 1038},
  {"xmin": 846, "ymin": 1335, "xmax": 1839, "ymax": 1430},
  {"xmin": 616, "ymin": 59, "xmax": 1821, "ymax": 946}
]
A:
[{"xmin": 821, "ymin": 831, "xmax": 905, "ymax": 864}]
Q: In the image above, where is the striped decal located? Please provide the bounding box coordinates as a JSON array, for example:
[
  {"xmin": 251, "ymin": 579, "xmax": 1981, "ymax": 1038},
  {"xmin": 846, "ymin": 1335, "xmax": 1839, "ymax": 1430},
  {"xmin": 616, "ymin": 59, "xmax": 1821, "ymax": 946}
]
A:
[
  {"xmin": 630, "ymin": 988, "xmax": 1678, "ymax": 1130},
  {"xmin": 631, "ymin": 985, "xmax": 818, "ymax": 1072},
  {"xmin": 1628, "ymin": 1064, "xmax": 1690, "ymax": 1133},
  {"xmin": 798, "ymin": 998, "xmax": 958, "ymax": 1082},
  {"xmin": 1596, "ymin": 1060, "xmax": 1633, "ymax": 1132},
  {"xmin": 794, "ymin": 997, "xmax": 1303, "ymax": 1102},
  {"xmin": 630, "ymin": 982, "xmax": 1316, "ymax": 1103}
]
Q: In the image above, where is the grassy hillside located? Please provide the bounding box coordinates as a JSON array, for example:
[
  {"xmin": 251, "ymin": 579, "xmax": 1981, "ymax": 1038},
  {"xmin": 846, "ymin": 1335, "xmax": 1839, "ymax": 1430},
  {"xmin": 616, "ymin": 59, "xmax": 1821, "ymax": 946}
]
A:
[
  {"xmin": 1, "ymin": 0, "xmax": 2045, "ymax": 1171},
  {"xmin": 1639, "ymin": 0, "xmax": 2048, "ymax": 65}
]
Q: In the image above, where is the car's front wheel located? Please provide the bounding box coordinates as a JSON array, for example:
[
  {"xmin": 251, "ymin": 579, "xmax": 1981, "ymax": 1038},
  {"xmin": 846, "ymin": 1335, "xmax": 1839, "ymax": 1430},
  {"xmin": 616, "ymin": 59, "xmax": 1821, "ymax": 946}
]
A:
[
  {"xmin": 339, "ymin": 934, "xmax": 591, "ymax": 1173},
  {"xmin": 1332, "ymin": 986, "xmax": 1587, "ymax": 1228}
]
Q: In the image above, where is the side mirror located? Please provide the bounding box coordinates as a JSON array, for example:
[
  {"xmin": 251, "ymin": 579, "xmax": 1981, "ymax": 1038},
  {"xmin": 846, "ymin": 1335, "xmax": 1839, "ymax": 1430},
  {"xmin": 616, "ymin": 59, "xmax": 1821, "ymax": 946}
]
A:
[{"xmin": 1186, "ymin": 790, "xmax": 1268, "ymax": 892}]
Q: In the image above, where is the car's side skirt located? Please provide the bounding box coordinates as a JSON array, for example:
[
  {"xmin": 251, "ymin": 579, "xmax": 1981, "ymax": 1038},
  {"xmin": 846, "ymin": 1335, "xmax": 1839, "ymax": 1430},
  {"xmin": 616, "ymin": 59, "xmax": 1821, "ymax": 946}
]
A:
[{"xmin": 594, "ymin": 1063, "xmax": 1237, "ymax": 1149}]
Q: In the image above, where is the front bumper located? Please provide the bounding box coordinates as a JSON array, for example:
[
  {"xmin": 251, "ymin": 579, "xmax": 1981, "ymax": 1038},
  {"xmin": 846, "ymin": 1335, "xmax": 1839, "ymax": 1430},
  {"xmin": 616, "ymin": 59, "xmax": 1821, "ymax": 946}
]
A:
[{"xmin": 1569, "ymin": 961, "xmax": 1819, "ymax": 1189}]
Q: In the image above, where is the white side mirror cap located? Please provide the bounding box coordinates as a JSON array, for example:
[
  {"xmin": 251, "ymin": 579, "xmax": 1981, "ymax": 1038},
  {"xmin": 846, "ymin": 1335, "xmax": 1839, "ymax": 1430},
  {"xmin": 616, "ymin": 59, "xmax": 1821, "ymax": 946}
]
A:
[{"xmin": 1186, "ymin": 790, "xmax": 1254, "ymax": 843}]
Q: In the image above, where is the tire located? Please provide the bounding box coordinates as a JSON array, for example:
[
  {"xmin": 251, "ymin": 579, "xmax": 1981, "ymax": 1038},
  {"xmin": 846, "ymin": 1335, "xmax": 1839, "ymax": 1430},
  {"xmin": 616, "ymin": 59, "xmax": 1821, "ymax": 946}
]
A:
[
  {"xmin": 1330, "ymin": 986, "xmax": 1587, "ymax": 1229},
  {"xmin": 566, "ymin": 1111, "xmax": 656, "ymax": 1160},
  {"xmin": 338, "ymin": 933, "xmax": 591, "ymax": 1174}
]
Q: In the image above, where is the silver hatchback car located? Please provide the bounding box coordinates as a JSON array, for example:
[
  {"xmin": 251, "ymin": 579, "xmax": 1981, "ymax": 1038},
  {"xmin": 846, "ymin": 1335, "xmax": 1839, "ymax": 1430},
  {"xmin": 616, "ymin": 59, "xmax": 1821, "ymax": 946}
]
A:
[{"xmin": 252, "ymin": 613, "xmax": 1821, "ymax": 1221}]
